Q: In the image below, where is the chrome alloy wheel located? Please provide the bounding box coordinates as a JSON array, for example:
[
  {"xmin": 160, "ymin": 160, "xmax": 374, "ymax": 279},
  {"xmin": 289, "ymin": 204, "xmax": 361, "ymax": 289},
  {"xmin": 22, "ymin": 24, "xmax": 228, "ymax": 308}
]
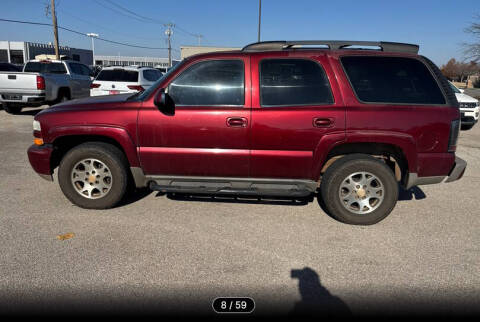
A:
[
  {"xmin": 71, "ymin": 158, "xmax": 112, "ymax": 199},
  {"xmin": 338, "ymin": 171, "xmax": 385, "ymax": 214}
]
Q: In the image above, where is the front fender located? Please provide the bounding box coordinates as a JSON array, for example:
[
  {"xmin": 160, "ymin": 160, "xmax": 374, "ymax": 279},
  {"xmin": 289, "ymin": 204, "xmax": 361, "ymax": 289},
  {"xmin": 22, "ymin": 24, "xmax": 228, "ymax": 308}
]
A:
[{"xmin": 46, "ymin": 125, "xmax": 140, "ymax": 167}]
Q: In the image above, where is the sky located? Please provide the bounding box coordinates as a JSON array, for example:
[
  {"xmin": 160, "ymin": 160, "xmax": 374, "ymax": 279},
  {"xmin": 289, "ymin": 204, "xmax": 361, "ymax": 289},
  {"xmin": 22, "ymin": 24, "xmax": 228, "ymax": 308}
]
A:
[{"xmin": 0, "ymin": 0, "xmax": 478, "ymax": 66}]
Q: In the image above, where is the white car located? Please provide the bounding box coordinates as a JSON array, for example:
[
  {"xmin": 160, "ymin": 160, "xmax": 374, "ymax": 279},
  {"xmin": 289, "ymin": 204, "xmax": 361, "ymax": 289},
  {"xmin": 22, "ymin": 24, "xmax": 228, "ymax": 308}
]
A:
[
  {"xmin": 90, "ymin": 66, "xmax": 163, "ymax": 96},
  {"xmin": 449, "ymin": 82, "xmax": 479, "ymax": 131}
]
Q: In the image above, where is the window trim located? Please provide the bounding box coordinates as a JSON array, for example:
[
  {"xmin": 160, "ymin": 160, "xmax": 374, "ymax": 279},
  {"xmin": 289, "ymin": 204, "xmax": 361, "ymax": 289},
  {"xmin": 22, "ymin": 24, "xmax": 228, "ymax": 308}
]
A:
[
  {"xmin": 166, "ymin": 58, "xmax": 246, "ymax": 107},
  {"xmin": 259, "ymin": 57, "xmax": 335, "ymax": 108},
  {"xmin": 339, "ymin": 55, "xmax": 448, "ymax": 106}
]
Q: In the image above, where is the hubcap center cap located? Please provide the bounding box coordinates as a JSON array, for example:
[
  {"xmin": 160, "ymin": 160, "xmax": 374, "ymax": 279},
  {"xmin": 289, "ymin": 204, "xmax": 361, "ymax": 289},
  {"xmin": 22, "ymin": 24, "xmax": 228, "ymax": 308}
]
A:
[
  {"xmin": 88, "ymin": 175, "xmax": 96, "ymax": 183},
  {"xmin": 356, "ymin": 188, "xmax": 366, "ymax": 198}
]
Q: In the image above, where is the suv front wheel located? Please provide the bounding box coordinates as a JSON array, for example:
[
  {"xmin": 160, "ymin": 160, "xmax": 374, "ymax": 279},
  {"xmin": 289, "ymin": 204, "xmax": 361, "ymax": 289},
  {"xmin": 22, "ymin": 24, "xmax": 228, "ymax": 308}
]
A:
[
  {"xmin": 58, "ymin": 142, "xmax": 128, "ymax": 209},
  {"xmin": 320, "ymin": 154, "xmax": 398, "ymax": 225}
]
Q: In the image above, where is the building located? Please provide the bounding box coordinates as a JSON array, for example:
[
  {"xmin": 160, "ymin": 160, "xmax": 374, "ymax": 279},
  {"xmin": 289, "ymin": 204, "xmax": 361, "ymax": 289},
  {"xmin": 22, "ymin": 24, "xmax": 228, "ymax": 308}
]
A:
[
  {"xmin": 0, "ymin": 41, "xmax": 93, "ymax": 65},
  {"xmin": 180, "ymin": 46, "xmax": 241, "ymax": 59},
  {"xmin": 94, "ymin": 55, "xmax": 180, "ymax": 68}
]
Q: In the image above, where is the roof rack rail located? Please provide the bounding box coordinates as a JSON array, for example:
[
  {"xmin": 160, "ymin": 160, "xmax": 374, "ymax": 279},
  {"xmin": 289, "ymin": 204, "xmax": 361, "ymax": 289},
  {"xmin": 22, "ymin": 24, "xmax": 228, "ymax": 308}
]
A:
[{"xmin": 242, "ymin": 40, "xmax": 419, "ymax": 54}]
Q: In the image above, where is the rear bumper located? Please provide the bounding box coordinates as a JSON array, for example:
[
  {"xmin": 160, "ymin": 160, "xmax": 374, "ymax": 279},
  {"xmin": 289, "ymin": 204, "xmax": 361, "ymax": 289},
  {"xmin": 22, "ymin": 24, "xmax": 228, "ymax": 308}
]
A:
[
  {"xmin": 27, "ymin": 144, "xmax": 53, "ymax": 181},
  {"xmin": 444, "ymin": 156, "xmax": 467, "ymax": 183},
  {"xmin": 405, "ymin": 156, "xmax": 466, "ymax": 189},
  {"xmin": 0, "ymin": 92, "xmax": 46, "ymax": 103}
]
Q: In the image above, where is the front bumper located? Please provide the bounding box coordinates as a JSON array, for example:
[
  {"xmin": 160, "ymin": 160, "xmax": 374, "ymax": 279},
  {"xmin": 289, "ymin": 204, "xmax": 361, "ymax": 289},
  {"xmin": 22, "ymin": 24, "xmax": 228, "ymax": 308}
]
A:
[
  {"xmin": 405, "ymin": 156, "xmax": 467, "ymax": 189},
  {"xmin": 27, "ymin": 144, "xmax": 53, "ymax": 181}
]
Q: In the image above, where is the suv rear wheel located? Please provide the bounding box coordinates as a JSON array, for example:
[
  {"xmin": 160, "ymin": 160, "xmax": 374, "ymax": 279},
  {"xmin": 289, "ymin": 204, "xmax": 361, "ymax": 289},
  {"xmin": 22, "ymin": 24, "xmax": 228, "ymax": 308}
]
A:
[
  {"xmin": 320, "ymin": 154, "xmax": 398, "ymax": 225},
  {"xmin": 58, "ymin": 142, "xmax": 128, "ymax": 209}
]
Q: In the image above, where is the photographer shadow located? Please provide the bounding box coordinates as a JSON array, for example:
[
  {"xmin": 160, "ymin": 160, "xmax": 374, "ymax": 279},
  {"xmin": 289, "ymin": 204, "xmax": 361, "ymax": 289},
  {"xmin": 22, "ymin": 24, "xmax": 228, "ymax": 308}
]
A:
[{"xmin": 290, "ymin": 267, "xmax": 351, "ymax": 316}]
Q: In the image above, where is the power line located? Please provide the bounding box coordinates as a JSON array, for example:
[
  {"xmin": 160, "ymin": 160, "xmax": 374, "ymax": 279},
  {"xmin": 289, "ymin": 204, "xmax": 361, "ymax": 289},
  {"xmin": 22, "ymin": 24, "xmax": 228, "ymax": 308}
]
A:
[
  {"xmin": 0, "ymin": 18, "xmax": 179, "ymax": 51},
  {"xmin": 93, "ymin": 0, "xmax": 203, "ymax": 40},
  {"xmin": 59, "ymin": 9, "xmax": 162, "ymax": 41},
  {"xmin": 104, "ymin": 0, "xmax": 166, "ymax": 25}
]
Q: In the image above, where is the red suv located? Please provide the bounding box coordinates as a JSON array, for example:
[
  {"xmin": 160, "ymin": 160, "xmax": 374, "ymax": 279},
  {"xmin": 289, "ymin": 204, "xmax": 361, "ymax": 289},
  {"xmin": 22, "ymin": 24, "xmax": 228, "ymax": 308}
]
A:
[{"xmin": 27, "ymin": 40, "xmax": 466, "ymax": 225}]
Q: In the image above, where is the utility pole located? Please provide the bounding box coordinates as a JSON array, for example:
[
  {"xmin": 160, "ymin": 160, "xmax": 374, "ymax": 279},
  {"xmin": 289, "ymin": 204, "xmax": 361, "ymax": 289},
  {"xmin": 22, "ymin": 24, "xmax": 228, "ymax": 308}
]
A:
[
  {"xmin": 50, "ymin": 0, "xmax": 60, "ymax": 59},
  {"xmin": 86, "ymin": 33, "xmax": 99, "ymax": 66},
  {"xmin": 257, "ymin": 0, "xmax": 262, "ymax": 42},
  {"xmin": 196, "ymin": 34, "xmax": 203, "ymax": 46},
  {"xmin": 164, "ymin": 23, "xmax": 174, "ymax": 68}
]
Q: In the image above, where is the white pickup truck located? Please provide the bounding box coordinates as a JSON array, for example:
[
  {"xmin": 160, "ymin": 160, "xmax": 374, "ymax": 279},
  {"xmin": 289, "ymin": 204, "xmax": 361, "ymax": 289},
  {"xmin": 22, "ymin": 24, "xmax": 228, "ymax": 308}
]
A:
[{"xmin": 0, "ymin": 59, "xmax": 92, "ymax": 114}]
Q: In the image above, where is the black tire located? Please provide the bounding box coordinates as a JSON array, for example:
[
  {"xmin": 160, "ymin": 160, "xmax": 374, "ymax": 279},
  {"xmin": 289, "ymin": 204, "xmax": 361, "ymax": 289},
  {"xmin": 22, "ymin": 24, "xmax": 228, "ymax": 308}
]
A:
[
  {"xmin": 55, "ymin": 89, "xmax": 70, "ymax": 104},
  {"xmin": 461, "ymin": 124, "xmax": 474, "ymax": 131},
  {"xmin": 58, "ymin": 142, "xmax": 128, "ymax": 209},
  {"xmin": 319, "ymin": 154, "xmax": 398, "ymax": 225},
  {"xmin": 3, "ymin": 103, "xmax": 22, "ymax": 114}
]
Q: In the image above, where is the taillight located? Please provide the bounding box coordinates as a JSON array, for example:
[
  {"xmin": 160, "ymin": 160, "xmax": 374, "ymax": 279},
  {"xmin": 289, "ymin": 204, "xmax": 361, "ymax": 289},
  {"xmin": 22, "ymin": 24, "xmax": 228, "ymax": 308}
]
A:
[
  {"xmin": 36, "ymin": 76, "xmax": 45, "ymax": 90},
  {"xmin": 90, "ymin": 83, "xmax": 101, "ymax": 88},
  {"xmin": 127, "ymin": 85, "xmax": 144, "ymax": 92},
  {"xmin": 448, "ymin": 119, "xmax": 460, "ymax": 152}
]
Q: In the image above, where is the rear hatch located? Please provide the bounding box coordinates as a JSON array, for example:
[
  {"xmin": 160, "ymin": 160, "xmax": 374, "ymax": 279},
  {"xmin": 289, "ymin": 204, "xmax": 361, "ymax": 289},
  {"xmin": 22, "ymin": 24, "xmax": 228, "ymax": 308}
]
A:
[{"xmin": 91, "ymin": 69, "xmax": 140, "ymax": 95}]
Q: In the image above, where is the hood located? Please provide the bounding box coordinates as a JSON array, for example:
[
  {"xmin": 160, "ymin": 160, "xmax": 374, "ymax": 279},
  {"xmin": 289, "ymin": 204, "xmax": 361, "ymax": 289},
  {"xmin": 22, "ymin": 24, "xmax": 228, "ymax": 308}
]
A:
[
  {"xmin": 52, "ymin": 93, "xmax": 133, "ymax": 108},
  {"xmin": 37, "ymin": 93, "xmax": 134, "ymax": 116},
  {"xmin": 455, "ymin": 92, "xmax": 478, "ymax": 104}
]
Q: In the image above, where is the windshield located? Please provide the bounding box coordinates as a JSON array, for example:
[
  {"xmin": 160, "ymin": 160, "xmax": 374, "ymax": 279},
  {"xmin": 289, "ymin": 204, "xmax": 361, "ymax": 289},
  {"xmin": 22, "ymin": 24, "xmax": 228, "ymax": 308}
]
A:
[
  {"xmin": 449, "ymin": 81, "xmax": 461, "ymax": 94},
  {"xmin": 134, "ymin": 61, "xmax": 185, "ymax": 101}
]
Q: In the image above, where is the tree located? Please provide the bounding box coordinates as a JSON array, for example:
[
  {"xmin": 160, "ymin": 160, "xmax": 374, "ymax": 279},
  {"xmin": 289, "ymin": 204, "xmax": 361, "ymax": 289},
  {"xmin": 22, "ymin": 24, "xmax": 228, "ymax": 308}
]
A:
[
  {"xmin": 441, "ymin": 58, "xmax": 479, "ymax": 82},
  {"xmin": 441, "ymin": 58, "xmax": 459, "ymax": 80},
  {"xmin": 464, "ymin": 14, "xmax": 480, "ymax": 62}
]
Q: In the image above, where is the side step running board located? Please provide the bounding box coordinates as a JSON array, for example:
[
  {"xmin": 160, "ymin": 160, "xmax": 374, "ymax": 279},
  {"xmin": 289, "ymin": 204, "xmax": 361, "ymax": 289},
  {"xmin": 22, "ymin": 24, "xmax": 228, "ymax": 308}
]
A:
[{"xmin": 147, "ymin": 176, "xmax": 317, "ymax": 198}]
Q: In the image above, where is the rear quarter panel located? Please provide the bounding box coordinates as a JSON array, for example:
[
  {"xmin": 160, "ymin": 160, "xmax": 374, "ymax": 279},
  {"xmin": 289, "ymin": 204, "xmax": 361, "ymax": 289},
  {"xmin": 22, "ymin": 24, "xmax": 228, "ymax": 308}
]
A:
[{"xmin": 328, "ymin": 53, "xmax": 459, "ymax": 177}]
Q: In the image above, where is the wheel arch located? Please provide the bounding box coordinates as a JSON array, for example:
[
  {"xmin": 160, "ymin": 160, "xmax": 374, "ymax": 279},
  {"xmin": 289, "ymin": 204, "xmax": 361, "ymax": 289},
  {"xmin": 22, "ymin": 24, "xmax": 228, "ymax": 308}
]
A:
[
  {"xmin": 48, "ymin": 126, "xmax": 140, "ymax": 171},
  {"xmin": 316, "ymin": 142, "xmax": 410, "ymax": 185}
]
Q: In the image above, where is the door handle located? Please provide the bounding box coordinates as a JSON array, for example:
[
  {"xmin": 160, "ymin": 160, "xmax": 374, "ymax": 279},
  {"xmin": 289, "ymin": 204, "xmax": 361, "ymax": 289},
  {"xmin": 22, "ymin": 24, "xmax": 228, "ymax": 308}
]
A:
[
  {"xmin": 227, "ymin": 117, "xmax": 248, "ymax": 128},
  {"xmin": 313, "ymin": 117, "xmax": 334, "ymax": 128}
]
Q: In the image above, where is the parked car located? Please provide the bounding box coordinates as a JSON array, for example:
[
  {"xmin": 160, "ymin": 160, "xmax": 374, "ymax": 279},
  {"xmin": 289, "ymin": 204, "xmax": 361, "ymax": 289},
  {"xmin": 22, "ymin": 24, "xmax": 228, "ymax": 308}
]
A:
[
  {"xmin": 0, "ymin": 62, "xmax": 22, "ymax": 72},
  {"xmin": 28, "ymin": 40, "xmax": 466, "ymax": 225},
  {"xmin": 448, "ymin": 81, "xmax": 479, "ymax": 130},
  {"xmin": 0, "ymin": 59, "xmax": 92, "ymax": 114},
  {"xmin": 90, "ymin": 66, "xmax": 163, "ymax": 96}
]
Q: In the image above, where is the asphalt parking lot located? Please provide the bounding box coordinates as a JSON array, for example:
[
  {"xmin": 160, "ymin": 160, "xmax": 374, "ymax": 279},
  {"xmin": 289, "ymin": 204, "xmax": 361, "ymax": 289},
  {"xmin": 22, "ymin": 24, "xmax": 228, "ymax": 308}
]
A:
[{"xmin": 0, "ymin": 106, "xmax": 479, "ymax": 316}]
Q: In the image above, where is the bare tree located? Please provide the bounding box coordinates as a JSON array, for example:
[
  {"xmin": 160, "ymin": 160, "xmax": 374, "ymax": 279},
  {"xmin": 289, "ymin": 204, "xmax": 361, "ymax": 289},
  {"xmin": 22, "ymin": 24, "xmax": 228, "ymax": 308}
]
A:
[{"xmin": 464, "ymin": 14, "xmax": 480, "ymax": 62}]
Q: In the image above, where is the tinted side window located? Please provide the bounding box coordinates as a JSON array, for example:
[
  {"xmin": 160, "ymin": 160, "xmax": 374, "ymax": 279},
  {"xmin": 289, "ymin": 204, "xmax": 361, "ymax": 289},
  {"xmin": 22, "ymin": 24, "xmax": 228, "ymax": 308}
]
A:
[
  {"xmin": 341, "ymin": 56, "xmax": 445, "ymax": 105},
  {"xmin": 96, "ymin": 69, "xmax": 139, "ymax": 82},
  {"xmin": 69, "ymin": 63, "xmax": 83, "ymax": 75},
  {"xmin": 260, "ymin": 59, "xmax": 333, "ymax": 106},
  {"xmin": 168, "ymin": 60, "xmax": 244, "ymax": 106},
  {"xmin": 143, "ymin": 69, "xmax": 162, "ymax": 82}
]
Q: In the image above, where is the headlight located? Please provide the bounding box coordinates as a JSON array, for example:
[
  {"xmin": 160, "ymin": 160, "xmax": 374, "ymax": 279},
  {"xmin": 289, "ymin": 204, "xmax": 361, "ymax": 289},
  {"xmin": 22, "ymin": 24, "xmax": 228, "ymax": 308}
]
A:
[{"xmin": 33, "ymin": 120, "xmax": 41, "ymax": 131}]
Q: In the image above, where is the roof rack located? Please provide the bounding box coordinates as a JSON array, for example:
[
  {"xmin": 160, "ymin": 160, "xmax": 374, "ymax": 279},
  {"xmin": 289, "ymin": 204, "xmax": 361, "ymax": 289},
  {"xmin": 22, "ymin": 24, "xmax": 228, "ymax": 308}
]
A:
[{"xmin": 242, "ymin": 40, "xmax": 419, "ymax": 54}]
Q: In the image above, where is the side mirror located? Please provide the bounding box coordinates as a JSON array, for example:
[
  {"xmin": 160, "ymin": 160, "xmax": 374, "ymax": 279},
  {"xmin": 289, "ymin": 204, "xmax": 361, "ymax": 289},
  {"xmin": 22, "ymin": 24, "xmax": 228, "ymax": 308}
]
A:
[
  {"xmin": 459, "ymin": 89, "xmax": 465, "ymax": 94},
  {"xmin": 154, "ymin": 89, "xmax": 175, "ymax": 116}
]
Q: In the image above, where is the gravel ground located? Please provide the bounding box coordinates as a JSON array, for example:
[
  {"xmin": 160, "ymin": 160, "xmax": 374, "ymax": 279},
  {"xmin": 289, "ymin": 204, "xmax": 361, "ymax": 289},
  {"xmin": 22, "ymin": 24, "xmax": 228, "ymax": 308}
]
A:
[{"xmin": 0, "ymin": 106, "xmax": 479, "ymax": 316}]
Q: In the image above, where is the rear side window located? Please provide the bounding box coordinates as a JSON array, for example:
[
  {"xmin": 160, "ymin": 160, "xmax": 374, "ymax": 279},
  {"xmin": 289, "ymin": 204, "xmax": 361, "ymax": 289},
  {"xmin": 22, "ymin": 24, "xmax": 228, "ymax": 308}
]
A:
[
  {"xmin": 69, "ymin": 63, "xmax": 83, "ymax": 75},
  {"xmin": 143, "ymin": 69, "xmax": 162, "ymax": 82},
  {"xmin": 260, "ymin": 59, "xmax": 334, "ymax": 107},
  {"xmin": 24, "ymin": 62, "xmax": 66, "ymax": 74},
  {"xmin": 341, "ymin": 56, "xmax": 445, "ymax": 105},
  {"xmin": 96, "ymin": 69, "xmax": 139, "ymax": 82},
  {"xmin": 168, "ymin": 59, "xmax": 244, "ymax": 106}
]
